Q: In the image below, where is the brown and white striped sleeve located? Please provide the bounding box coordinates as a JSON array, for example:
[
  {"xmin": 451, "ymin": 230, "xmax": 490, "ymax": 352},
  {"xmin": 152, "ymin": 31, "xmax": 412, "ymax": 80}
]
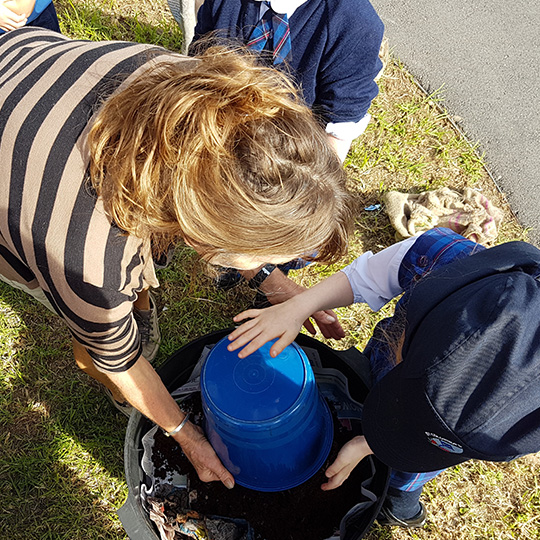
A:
[{"xmin": 0, "ymin": 28, "xmax": 192, "ymax": 372}]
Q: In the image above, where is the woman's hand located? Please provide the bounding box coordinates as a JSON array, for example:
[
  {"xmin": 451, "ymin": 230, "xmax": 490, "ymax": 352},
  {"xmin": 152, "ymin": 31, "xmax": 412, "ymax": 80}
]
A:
[
  {"xmin": 321, "ymin": 436, "xmax": 374, "ymax": 491},
  {"xmin": 104, "ymin": 354, "xmax": 235, "ymax": 489},
  {"xmin": 175, "ymin": 422, "xmax": 235, "ymax": 489},
  {"xmin": 0, "ymin": 0, "xmax": 27, "ymax": 31}
]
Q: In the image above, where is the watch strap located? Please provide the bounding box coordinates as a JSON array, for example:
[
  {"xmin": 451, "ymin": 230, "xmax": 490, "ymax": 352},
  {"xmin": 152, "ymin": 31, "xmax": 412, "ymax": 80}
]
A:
[{"xmin": 247, "ymin": 263, "xmax": 277, "ymax": 289}]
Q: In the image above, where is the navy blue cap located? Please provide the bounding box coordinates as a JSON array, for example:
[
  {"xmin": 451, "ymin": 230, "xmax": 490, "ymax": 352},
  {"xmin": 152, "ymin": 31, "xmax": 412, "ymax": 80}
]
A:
[{"xmin": 363, "ymin": 241, "xmax": 540, "ymax": 472}]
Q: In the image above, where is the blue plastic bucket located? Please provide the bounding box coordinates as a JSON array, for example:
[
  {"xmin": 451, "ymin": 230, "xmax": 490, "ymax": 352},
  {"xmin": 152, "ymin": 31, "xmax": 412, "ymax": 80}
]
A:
[{"xmin": 201, "ymin": 335, "xmax": 334, "ymax": 492}]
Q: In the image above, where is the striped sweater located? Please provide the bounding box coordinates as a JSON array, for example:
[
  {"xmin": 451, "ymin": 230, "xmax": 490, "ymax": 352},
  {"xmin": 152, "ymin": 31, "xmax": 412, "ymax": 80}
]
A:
[{"xmin": 0, "ymin": 28, "xmax": 191, "ymax": 372}]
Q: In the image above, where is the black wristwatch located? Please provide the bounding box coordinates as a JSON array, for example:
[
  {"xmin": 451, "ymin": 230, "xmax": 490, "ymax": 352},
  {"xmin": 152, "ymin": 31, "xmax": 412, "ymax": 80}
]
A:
[{"xmin": 247, "ymin": 263, "xmax": 277, "ymax": 290}]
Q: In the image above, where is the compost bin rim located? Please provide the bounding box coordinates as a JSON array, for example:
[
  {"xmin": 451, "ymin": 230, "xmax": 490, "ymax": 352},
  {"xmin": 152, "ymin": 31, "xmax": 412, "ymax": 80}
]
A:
[{"xmin": 119, "ymin": 328, "xmax": 389, "ymax": 540}]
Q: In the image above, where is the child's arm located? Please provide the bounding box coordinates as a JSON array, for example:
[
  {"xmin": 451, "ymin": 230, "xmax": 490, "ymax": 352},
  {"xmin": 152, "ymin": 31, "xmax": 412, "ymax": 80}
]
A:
[
  {"xmin": 326, "ymin": 134, "xmax": 351, "ymax": 163},
  {"xmin": 228, "ymin": 236, "xmax": 420, "ymax": 358},
  {"xmin": 228, "ymin": 271, "xmax": 354, "ymax": 358},
  {"xmin": 0, "ymin": 0, "xmax": 35, "ymax": 31},
  {"xmin": 0, "ymin": 0, "xmax": 27, "ymax": 31},
  {"xmin": 240, "ymin": 263, "xmax": 345, "ymax": 341}
]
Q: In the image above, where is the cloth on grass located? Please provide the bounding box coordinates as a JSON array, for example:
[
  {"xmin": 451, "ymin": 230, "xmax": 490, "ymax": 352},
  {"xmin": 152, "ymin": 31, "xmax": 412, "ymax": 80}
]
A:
[{"xmin": 383, "ymin": 187, "xmax": 504, "ymax": 243}]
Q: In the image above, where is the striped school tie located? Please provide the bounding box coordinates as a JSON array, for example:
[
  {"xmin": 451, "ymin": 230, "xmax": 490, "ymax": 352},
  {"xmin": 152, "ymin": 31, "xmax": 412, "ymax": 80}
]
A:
[{"xmin": 247, "ymin": 2, "xmax": 292, "ymax": 65}]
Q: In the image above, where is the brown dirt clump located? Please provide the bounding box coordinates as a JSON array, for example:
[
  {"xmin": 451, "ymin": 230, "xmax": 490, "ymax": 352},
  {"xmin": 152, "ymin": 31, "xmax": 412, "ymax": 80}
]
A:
[{"xmin": 150, "ymin": 393, "xmax": 379, "ymax": 540}]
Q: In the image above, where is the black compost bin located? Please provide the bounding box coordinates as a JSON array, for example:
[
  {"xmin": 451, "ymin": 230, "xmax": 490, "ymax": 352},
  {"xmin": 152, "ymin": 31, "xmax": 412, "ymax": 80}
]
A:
[{"xmin": 118, "ymin": 329, "xmax": 390, "ymax": 540}]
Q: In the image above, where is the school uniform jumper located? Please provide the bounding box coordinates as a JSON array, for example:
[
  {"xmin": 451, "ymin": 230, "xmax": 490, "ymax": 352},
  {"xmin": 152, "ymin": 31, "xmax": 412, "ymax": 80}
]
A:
[{"xmin": 192, "ymin": 0, "xmax": 384, "ymax": 126}]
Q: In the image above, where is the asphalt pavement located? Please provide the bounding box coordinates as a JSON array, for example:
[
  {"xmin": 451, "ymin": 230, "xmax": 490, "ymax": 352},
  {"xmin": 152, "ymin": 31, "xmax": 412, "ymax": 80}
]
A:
[{"xmin": 370, "ymin": 0, "xmax": 540, "ymax": 246}]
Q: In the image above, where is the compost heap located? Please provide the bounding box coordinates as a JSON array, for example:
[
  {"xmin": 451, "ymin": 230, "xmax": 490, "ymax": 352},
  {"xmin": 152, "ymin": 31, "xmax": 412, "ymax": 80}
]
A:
[{"xmin": 142, "ymin": 346, "xmax": 376, "ymax": 540}]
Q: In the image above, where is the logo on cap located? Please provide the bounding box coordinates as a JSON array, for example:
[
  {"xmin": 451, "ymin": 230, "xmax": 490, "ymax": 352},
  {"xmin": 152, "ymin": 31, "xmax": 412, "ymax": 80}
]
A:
[{"xmin": 425, "ymin": 432, "xmax": 463, "ymax": 454}]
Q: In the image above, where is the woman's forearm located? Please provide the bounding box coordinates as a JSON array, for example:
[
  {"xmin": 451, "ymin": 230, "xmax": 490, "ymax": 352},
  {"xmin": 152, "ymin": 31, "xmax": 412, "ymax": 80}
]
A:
[
  {"xmin": 108, "ymin": 355, "xmax": 185, "ymax": 432},
  {"xmin": 108, "ymin": 355, "xmax": 235, "ymax": 487}
]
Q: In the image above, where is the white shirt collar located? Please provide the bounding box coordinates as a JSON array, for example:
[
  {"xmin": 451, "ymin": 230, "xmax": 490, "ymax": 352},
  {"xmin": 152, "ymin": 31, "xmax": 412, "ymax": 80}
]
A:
[{"xmin": 255, "ymin": 0, "xmax": 308, "ymax": 17}]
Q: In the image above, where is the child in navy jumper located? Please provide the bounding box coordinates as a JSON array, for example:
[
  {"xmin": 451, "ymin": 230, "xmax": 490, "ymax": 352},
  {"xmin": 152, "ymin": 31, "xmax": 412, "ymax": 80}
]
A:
[{"xmin": 188, "ymin": 0, "xmax": 385, "ymax": 161}]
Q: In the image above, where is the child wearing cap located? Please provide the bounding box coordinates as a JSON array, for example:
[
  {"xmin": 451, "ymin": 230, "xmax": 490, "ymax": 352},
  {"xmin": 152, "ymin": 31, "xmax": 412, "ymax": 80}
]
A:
[
  {"xmin": 187, "ymin": 0, "xmax": 385, "ymax": 162},
  {"xmin": 228, "ymin": 227, "xmax": 540, "ymax": 527}
]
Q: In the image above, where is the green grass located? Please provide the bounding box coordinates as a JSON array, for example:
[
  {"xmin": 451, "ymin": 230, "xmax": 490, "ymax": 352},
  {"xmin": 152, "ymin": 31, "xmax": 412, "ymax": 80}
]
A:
[
  {"xmin": 57, "ymin": 0, "xmax": 184, "ymax": 48},
  {"xmin": 0, "ymin": 288, "xmax": 128, "ymax": 539},
  {"xmin": 0, "ymin": 2, "xmax": 538, "ymax": 539}
]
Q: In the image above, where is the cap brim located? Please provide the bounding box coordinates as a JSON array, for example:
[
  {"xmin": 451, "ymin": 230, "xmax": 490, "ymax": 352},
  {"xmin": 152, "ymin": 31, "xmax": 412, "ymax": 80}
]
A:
[{"xmin": 362, "ymin": 363, "xmax": 471, "ymax": 473}]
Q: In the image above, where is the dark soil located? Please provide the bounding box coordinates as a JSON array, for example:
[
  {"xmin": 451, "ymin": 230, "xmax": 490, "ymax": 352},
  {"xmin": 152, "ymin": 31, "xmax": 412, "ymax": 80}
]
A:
[{"xmin": 151, "ymin": 393, "xmax": 377, "ymax": 540}]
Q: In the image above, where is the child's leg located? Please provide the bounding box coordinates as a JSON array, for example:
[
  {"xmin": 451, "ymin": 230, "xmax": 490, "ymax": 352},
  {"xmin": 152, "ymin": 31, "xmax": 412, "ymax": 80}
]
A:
[
  {"xmin": 383, "ymin": 469, "xmax": 444, "ymax": 521},
  {"xmin": 27, "ymin": 2, "xmax": 60, "ymax": 32},
  {"xmin": 167, "ymin": 0, "xmax": 198, "ymax": 54},
  {"xmin": 385, "ymin": 486, "xmax": 424, "ymax": 520}
]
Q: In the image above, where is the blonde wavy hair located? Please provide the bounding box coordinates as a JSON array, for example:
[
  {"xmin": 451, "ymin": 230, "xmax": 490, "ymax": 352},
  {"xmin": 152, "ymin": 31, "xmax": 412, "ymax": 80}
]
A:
[{"xmin": 89, "ymin": 46, "xmax": 352, "ymax": 266}]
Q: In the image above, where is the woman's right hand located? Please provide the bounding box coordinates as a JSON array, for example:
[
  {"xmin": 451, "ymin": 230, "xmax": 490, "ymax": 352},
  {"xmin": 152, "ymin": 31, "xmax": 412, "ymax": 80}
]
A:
[
  {"xmin": 103, "ymin": 353, "xmax": 235, "ymax": 489},
  {"xmin": 175, "ymin": 421, "xmax": 235, "ymax": 489}
]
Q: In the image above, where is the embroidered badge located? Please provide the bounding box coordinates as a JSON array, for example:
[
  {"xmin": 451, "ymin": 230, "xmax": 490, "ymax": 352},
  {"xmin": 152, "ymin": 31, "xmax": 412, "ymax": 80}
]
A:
[{"xmin": 425, "ymin": 432, "xmax": 463, "ymax": 454}]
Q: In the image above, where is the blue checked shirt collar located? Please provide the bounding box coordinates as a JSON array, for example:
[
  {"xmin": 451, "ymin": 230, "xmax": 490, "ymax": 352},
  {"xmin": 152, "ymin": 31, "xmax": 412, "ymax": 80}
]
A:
[{"xmin": 248, "ymin": 1, "xmax": 293, "ymax": 65}]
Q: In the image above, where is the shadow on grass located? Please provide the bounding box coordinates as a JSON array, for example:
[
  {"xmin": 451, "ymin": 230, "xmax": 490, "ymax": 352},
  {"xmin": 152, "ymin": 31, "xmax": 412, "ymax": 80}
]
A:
[
  {"xmin": 0, "ymin": 250, "xmax": 250, "ymax": 540},
  {"xmin": 0, "ymin": 285, "xmax": 129, "ymax": 539}
]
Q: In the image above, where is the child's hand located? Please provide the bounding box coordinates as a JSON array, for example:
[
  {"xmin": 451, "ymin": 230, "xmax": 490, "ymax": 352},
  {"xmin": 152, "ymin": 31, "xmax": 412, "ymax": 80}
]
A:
[
  {"xmin": 228, "ymin": 270, "xmax": 351, "ymax": 358},
  {"xmin": 321, "ymin": 436, "xmax": 374, "ymax": 491},
  {"xmin": 228, "ymin": 298, "xmax": 317, "ymax": 358},
  {"xmin": 0, "ymin": 0, "xmax": 27, "ymax": 31}
]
